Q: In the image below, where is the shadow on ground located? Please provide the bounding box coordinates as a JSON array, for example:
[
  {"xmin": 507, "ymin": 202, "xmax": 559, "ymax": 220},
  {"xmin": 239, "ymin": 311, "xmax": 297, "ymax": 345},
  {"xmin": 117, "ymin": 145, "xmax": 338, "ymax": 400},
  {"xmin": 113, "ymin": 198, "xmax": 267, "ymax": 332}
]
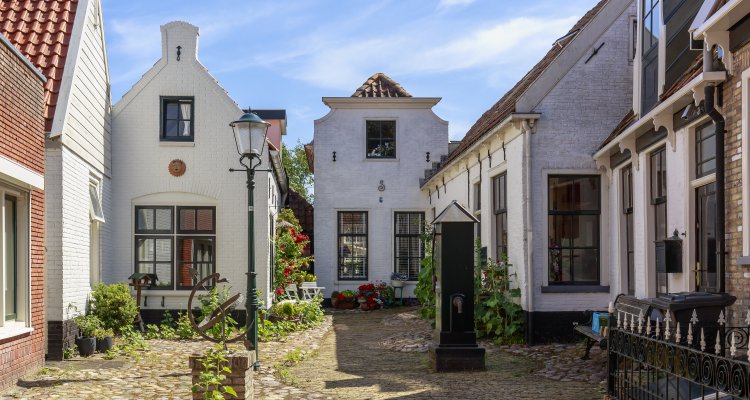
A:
[{"xmin": 289, "ymin": 307, "xmax": 602, "ymax": 400}]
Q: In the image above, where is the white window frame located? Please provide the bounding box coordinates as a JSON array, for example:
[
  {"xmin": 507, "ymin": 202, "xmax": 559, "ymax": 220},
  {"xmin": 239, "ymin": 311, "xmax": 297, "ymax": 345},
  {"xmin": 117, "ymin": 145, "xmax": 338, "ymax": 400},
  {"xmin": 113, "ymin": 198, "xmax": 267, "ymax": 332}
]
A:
[{"xmin": 0, "ymin": 183, "xmax": 31, "ymax": 337}]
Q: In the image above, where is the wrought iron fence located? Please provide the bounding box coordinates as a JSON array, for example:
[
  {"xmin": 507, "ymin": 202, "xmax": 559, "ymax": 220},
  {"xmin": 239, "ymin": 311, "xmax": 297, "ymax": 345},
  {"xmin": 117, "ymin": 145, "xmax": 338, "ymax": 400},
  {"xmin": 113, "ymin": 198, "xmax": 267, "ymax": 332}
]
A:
[{"xmin": 608, "ymin": 308, "xmax": 750, "ymax": 399}]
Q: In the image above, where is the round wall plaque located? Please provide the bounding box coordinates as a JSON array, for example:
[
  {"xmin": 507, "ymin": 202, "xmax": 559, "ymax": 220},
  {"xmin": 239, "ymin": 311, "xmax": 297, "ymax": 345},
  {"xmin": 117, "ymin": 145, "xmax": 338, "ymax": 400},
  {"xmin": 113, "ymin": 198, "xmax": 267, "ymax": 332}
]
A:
[{"xmin": 168, "ymin": 159, "xmax": 186, "ymax": 177}]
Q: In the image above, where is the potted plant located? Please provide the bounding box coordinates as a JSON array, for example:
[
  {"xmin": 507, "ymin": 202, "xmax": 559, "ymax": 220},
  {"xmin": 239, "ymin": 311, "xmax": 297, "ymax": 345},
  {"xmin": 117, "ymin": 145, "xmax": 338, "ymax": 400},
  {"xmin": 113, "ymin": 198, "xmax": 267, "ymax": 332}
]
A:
[
  {"xmin": 390, "ymin": 272, "xmax": 408, "ymax": 288},
  {"xmin": 94, "ymin": 327, "xmax": 114, "ymax": 353},
  {"xmin": 73, "ymin": 314, "xmax": 102, "ymax": 357},
  {"xmin": 330, "ymin": 291, "xmax": 341, "ymax": 308},
  {"xmin": 339, "ymin": 290, "xmax": 356, "ymax": 309}
]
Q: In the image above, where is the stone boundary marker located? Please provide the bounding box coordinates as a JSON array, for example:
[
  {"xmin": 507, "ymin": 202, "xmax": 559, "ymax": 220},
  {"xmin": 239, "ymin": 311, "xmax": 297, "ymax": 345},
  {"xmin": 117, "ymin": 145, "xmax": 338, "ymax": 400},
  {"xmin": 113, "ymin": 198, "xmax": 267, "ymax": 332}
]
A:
[{"xmin": 189, "ymin": 350, "xmax": 256, "ymax": 399}]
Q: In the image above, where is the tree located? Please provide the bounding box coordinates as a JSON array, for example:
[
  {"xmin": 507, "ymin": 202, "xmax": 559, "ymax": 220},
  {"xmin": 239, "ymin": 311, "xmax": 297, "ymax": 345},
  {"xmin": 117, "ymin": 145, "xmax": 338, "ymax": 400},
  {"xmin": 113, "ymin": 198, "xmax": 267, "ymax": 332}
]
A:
[{"xmin": 282, "ymin": 140, "xmax": 313, "ymax": 203}]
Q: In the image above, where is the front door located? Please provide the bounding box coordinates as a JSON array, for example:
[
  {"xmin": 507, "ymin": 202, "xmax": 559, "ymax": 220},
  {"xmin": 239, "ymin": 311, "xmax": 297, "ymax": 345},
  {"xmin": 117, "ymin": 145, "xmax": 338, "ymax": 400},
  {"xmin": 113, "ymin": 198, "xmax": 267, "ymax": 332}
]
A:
[{"xmin": 696, "ymin": 183, "xmax": 717, "ymax": 293}]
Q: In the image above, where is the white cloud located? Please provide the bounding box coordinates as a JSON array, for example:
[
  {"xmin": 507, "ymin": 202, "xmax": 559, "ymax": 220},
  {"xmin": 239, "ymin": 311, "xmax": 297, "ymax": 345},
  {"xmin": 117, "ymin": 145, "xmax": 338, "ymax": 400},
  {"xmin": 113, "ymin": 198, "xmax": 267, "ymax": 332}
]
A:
[{"xmin": 256, "ymin": 15, "xmax": 578, "ymax": 92}]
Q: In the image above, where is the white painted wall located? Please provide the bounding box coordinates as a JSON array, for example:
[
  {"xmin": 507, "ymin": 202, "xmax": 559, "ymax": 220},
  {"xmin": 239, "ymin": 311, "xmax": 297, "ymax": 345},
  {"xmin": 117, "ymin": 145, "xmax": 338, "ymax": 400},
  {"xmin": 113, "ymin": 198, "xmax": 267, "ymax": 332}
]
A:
[
  {"xmin": 45, "ymin": 0, "xmax": 112, "ymax": 322},
  {"xmin": 313, "ymin": 99, "xmax": 449, "ymax": 296},
  {"xmin": 109, "ymin": 21, "xmax": 280, "ymax": 310}
]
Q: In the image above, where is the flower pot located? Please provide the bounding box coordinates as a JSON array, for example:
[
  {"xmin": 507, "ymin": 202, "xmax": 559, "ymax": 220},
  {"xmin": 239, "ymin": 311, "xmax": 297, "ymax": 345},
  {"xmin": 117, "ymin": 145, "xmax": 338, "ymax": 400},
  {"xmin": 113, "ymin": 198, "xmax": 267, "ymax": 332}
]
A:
[
  {"xmin": 391, "ymin": 280, "xmax": 405, "ymax": 288},
  {"xmin": 96, "ymin": 336, "xmax": 114, "ymax": 353},
  {"xmin": 76, "ymin": 337, "xmax": 97, "ymax": 357},
  {"xmin": 340, "ymin": 301, "xmax": 355, "ymax": 309},
  {"xmin": 331, "ymin": 296, "xmax": 340, "ymax": 308}
]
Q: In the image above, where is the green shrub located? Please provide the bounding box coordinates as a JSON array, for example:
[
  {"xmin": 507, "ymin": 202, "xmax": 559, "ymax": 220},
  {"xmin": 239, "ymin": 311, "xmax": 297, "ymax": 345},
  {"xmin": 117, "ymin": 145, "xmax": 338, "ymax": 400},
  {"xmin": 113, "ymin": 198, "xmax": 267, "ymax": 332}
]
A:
[
  {"xmin": 73, "ymin": 314, "xmax": 102, "ymax": 338},
  {"xmin": 197, "ymin": 286, "xmax": 241, "ymax": 340},
  {"xmin": 176, "ymin": 312, "xmax": 196, "ymax": 340},
  {"xmin": 92, "ymin": 327, "xmax": 114, "ymax": 340},
  {"xmin": 415, "ymin": 224, "xmax": 436, "ymax": 320},
  {"xmin": 90, "ymin": 283, "xmax": 138, "ymax": 333}
]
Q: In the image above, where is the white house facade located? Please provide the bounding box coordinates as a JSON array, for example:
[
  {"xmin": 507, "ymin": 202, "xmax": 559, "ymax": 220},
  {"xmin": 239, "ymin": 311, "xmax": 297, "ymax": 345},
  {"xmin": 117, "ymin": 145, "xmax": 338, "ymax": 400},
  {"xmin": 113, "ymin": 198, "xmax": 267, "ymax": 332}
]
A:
[
  {"xmin": 312, "ymin": 74, "xmax": 449, "ymax": 297},
  {"xmin": 109, "ymin": 21, "xmax": 286, "ymax": 318},
  {"xmin": 420, "ymin": 0, "xmax": 635, "ymax": 343},
  {"xmin": 38, "ymin": 0, "xmax": 113, "ymax": 360}
]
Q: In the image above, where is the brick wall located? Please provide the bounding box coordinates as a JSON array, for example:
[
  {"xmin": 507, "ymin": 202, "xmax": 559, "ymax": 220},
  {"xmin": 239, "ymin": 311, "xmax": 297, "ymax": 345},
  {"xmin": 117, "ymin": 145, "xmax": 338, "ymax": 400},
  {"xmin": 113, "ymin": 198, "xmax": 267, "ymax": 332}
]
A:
[
  {"xmin": 0, "ymin": 39, "xmax": 46, "ymax": 389},
  {"xmin": 723, "ymin": 44, "xmax": 750, "ymax": 323}
]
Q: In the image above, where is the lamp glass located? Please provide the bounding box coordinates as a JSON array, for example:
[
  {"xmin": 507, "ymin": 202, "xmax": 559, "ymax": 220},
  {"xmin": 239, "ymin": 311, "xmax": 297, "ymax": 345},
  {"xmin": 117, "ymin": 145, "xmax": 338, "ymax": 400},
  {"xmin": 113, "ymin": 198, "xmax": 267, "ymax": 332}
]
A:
[{"xmin": 231, "ymin": 112, "xmax": 271, "ymax": 156}]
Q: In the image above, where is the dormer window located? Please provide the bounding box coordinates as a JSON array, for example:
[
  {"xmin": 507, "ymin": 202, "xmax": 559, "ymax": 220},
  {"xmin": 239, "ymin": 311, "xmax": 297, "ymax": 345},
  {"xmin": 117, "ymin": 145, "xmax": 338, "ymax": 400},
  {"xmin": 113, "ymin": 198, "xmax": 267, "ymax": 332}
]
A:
[
  {"xmin": 641, "ymin": 0, "xmax": 660, "ymax": 114},
  {"xmin": 161, "ymin": 97, "xmax": 194, "ymax": 141},
  {"xmin": 366, "ymin": 120, "xmax": 396, "ymax": 158}
]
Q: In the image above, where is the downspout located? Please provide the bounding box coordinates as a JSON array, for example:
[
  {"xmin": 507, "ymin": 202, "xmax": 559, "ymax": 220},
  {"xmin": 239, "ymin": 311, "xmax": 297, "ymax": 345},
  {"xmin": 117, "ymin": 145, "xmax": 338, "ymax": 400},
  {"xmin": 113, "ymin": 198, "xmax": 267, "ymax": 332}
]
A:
[
  {"xmin": 522, "ymin": 120, "xmax": 535, "ymax": 345},
  {"xmin": 704, "ymin": 79, "xmax": 726, "ymax": 292},
  {"xmin": 702, "ymin": 44, "xmax": 726, "ymax": 293}
]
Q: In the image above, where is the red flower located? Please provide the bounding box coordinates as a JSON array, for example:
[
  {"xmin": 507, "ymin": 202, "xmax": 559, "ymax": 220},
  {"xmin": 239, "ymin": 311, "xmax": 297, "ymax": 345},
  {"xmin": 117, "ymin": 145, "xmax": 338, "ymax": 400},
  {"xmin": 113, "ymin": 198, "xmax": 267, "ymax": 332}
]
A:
[
  {"xmin": 284, "ymin": 267, "xmax": 291, "ymax": 273},
  {"xmin": 284, "ymin": 272, "xmax": 289, "ymax": 278},
  {"xmin": 289, "ymin": 261, "xmax": 294, "ymax": 266},
  {"xmin": 276, "ymin": 288, "xmax": 283, "ymax": 295}
]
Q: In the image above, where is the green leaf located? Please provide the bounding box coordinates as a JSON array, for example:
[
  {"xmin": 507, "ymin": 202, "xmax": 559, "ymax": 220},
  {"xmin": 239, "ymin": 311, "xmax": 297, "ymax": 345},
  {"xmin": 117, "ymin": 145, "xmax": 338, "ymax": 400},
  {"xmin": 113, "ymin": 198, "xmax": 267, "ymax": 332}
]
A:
[{"xmin": 224, "ymin": 386, "xmax": 238, "ymax": 397}]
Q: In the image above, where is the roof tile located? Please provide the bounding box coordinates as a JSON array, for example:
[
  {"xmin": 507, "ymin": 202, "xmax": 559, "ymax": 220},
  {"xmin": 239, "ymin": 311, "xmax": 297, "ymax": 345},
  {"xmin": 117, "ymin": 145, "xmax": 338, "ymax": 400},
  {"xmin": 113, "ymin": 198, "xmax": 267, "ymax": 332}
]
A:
[
  {"xmin": 0, "ymin": 0, "xmax": 79, "ymax": 132},
  {"xmin": 352, "ymin": 73, "xmax": 412, "ymax": 98}
]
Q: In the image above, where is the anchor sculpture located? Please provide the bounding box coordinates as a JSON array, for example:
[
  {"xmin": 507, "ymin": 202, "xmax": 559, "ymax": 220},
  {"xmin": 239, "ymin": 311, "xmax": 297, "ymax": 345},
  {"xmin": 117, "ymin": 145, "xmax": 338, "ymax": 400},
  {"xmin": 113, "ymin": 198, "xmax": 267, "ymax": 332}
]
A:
[{"xmin": 187, "ymin": 272, "xmax": 249, "ymax": 349}]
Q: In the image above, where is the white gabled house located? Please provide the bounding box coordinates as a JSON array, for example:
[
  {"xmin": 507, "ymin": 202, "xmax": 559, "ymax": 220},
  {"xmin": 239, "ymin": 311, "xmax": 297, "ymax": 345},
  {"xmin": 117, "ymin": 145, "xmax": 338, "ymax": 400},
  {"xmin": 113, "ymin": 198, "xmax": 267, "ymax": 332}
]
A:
[
  {"xmin": 311, "ymin": 73, "xmax": 449, "ymax": 297},
  {"xmin": 421, "ymin": 0, "xmax": 635, "ymax": 343},
  {"xmin": 0, "ymin": 0, "xmax": 115, "ymax": 360},
  {"xmin": 109, "ymin": 21, "xmax": 287, "ymax": 321}
]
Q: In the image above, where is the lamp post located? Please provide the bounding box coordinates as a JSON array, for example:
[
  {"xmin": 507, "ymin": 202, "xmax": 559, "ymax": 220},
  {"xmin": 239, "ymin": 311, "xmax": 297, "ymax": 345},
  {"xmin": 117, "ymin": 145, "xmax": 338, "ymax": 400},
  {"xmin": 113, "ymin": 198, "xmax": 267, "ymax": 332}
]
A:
[{"xmin": 229, "ymin": 110, "xmax": 271, "ymax": 370}]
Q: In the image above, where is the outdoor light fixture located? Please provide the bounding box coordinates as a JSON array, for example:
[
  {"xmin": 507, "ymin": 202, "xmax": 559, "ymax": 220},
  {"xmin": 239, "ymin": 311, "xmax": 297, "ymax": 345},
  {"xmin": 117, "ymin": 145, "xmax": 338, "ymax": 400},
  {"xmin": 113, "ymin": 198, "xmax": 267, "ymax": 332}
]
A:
[{"xmin": 228, "ymin": 109, "xmax": 271, "ymax": 371}]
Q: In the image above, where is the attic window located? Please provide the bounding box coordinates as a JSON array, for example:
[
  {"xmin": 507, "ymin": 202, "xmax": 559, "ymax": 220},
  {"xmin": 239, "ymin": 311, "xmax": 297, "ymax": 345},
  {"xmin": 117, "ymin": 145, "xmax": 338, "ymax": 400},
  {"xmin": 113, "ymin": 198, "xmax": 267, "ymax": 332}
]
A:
[
  {"xmin": 161, "ymin": 97, "xmax": 194, "ymax": 141},
  {"xmin": 366, "ymin": 120, "xmax": 396, "ymax": 158}
]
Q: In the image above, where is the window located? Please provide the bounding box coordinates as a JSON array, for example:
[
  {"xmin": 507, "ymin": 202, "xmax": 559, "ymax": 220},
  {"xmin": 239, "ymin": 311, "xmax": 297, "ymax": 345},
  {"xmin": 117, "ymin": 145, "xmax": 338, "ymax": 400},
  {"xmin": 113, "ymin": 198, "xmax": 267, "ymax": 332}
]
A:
[
  {"xmin": 338, "ymin": 211, "xmax": 368, "ymax": 280},
  {"xmin": 650, "ymin": 147, "xmax": 668, "ymax": 295},
  {"xmin": 622, "ymin": 166, "xmax": 635, "ymax": 295},
  {"xmin": 630, "ymin": 16, "xmax": 638, "ymax": 61},
  {"xmin": 696, "ymin": 122, "xmax": 716, "ymax": 178},
  {"xmin": 0, "ymin": 186, "xmax": 28, "ymax": 328},
  {"xmin": 394, "ymin": 212, "xmax": 424, "ymax": 281},
  {"xmin": 548, "ymin": 175, "xmax": 601, "ymax": 285},
  {"xmin": 161, "ymin": 97, "xmax": 194, "ymax": 141},
  {"xmin": 493, "ymin": 173, "xmax": 508, "ymax": 259},
  {"xmin": 4, "ymin": 195, "xmax": 16, "ymax": 320},
  {"xmin": 134, "ymin": 206, "xmax": 216, "ymax": 290},
  {"xmin": 89, "ymin": 181, "xmax": 103, "ymax": 287},
  {"xmin": 366, "ymin": 121, "xmax": 396, "ymax": 158},
  {"xmin": 642, "ymin": 0, "xmax": 660, "ymax": 55},
  {"xmin": 473, "ymin": 182, "xmax": 481, "ymax": 240}
]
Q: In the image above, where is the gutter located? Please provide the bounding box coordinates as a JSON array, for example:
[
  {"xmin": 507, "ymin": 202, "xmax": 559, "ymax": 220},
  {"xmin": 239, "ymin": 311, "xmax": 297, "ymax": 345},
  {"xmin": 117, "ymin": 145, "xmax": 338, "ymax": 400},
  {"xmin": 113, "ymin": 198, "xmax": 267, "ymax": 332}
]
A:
[
  {"xmin": 420, "ymin": 113, "xmax": 540, "ymax": 189},
  {"xmin": 522, "ymin": 121, "xmax": 535, "ymax": 345}
]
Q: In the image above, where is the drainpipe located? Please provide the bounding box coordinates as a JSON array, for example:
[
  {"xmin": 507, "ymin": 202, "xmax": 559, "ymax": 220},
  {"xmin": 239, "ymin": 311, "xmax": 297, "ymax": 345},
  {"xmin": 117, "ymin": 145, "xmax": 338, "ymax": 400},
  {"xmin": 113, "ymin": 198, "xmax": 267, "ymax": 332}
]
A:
[
  {"xmin": 522, "ymin": 120, "xmax": 535, "ymax": 345},
  {"xmin": 703, "ymin": 46, "xmax": 726, "ymax": 292},
  {"xmin": 705, "ymin": 85, "xmax": 726, "ymax": 293}
]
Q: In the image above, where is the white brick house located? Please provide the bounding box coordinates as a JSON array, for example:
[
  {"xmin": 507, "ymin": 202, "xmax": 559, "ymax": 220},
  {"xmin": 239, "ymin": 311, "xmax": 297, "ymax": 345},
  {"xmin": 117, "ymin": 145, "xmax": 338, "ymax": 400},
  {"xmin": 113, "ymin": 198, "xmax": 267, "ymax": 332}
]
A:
[
  {"xmin": 421, "ymin": 0, "xmax": 635, "ymax": 343},
  {"xmin": 33, "ymin": 0, "xmax": 113, "ymax": 360},
  {"xmin": 109, "ymin": 21, "xmax": 286, "ymax": 315},
  {"xmin": 311, "ymin": 74, "xmax": 449, "ymax": 297}
]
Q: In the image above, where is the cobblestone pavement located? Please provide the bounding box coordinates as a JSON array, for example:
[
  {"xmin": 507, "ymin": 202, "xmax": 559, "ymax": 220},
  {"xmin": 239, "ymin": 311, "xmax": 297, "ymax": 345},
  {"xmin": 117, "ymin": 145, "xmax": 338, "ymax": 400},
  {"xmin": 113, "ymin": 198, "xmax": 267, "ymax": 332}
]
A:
[
  {"xmin": 0, "ymin": 317, "xmax": 334, "ymax": 400},
  {"xmin": 0, "ymin": 308, "xmax": 607, "ymax": 399},
  {"xmin": 289, "ymin": 307, "xmax": 606, "ymax": 400}
]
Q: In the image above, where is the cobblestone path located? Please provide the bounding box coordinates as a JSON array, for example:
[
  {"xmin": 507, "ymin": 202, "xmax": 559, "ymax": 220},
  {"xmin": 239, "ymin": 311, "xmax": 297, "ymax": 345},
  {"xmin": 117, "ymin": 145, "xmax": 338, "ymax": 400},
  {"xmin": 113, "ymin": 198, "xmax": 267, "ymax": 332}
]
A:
[
  {"xmin": 288, "ymin": 307, "xmax": 605, "ymax": 400},
  {"xmin": 0, "ymin": 316, "xmax": 334, "ymax": 400},
  {"xmin": 0, "ymin": 308, "xmax": 607, "ymax": 399}
]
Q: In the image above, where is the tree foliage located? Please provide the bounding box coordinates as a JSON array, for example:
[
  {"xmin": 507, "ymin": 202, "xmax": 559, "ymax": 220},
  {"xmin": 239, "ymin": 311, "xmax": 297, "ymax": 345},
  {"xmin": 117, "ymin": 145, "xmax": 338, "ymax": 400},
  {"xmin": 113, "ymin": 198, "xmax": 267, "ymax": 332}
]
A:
[{"xmin": 282, "ymin": 140, "xmax": 313, "ymax": 203}]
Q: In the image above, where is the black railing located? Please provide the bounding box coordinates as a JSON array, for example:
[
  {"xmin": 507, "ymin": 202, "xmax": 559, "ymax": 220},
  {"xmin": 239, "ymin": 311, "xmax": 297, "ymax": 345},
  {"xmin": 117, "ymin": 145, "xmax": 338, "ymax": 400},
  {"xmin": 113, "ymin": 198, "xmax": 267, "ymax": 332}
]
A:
[{"xmin": 608, "ymin": 310, "xmax": 750, "ymax": 399}]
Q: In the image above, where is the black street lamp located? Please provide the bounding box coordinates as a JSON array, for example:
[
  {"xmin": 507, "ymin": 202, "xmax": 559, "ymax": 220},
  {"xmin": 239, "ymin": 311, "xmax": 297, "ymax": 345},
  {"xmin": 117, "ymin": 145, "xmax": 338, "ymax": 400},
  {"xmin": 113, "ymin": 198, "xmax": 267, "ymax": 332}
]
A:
[{"xmin": 229, "ymin": 109, "xmax": 271, "ymax": 370}]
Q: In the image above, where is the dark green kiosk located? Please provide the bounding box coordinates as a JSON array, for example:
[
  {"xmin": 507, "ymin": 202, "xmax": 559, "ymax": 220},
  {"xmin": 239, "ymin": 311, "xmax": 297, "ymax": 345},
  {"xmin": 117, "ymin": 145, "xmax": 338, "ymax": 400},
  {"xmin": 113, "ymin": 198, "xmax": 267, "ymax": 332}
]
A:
[{"xmin": 429, "ymin": 200, "xmax": 486, "ymax": 372}]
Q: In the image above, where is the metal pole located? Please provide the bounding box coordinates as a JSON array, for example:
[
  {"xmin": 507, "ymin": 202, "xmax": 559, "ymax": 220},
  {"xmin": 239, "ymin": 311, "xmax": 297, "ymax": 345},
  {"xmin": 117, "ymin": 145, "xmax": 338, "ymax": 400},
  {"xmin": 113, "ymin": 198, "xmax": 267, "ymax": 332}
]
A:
[{"xmin": 245, "ymin": 161, "xmax": 259, "ymax": 370}]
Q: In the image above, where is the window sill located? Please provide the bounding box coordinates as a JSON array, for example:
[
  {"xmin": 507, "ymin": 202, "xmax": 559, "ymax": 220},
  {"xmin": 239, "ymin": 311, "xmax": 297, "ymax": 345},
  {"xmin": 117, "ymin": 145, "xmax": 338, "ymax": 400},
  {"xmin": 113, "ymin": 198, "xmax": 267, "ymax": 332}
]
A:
[
  {"xmin": 541, "ymin": 285, "xmax": 610, "ymax": 294},
  {"xmin": 334, "ymin": 280, "xmax": 370, "ymax": 284},
  {"xmin": 0, "ymin": 325, "xmax": 33, "ymax": 342},
  {"xmin": 738, "ymin": 256, "xmax": 750, "ymax": 266},
  {"xmin": 159, "ymin": 141, "xmax": 195, "ymax": 147},
  {"xmin": 363, "ymin": 158, "xmax": 399, "ymax": 162}
]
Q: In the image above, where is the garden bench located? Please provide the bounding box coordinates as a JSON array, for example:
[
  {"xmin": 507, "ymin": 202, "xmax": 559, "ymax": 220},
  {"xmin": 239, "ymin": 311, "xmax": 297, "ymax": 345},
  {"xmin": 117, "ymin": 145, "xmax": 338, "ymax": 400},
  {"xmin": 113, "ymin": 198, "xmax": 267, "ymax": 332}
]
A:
[{"xmin": 572, "ymin": 320, "xmax": 606, "ymax": 360}]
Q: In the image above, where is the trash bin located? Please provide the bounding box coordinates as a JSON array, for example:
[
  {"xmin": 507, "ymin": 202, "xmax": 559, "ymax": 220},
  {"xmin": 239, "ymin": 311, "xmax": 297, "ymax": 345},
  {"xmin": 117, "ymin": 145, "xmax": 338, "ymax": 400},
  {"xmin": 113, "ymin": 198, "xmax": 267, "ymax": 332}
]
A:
[{"xmin": 647, "ymin": 292, "xmax": 736, "ymax": 326}]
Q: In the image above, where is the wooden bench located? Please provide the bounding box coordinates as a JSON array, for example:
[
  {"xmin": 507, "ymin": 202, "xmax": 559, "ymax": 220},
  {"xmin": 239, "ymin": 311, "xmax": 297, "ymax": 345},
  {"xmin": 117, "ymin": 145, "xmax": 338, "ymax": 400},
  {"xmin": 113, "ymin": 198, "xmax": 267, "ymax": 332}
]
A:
[{"xmin": 573, "ymin": 321, "xmax": 607, "ymax": 360}]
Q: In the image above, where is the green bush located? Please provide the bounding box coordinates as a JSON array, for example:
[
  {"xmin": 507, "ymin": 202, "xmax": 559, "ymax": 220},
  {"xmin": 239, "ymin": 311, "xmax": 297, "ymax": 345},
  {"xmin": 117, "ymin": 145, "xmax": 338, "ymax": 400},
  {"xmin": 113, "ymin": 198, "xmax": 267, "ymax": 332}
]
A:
[
  {"xmin": 415, "ymin": 224, "xmax": 436, "ymax": 320},
  {"xmin": 259, "ymin": 295, "xmax": 324, "ymax": 341},
  {"xmin": 73, "ymin": 314, "xmax": 102, "ymax": 338},
  {"xmin": 90, "ymin": 283, "xmax": 138, "ymax": 333},
  {"xmin": 197, "ymin": 286, "xmax": 241, "ymax": 340},
  {"xmin": 176, "ymin": 312, "xmax": 196, "ymax": 340}
]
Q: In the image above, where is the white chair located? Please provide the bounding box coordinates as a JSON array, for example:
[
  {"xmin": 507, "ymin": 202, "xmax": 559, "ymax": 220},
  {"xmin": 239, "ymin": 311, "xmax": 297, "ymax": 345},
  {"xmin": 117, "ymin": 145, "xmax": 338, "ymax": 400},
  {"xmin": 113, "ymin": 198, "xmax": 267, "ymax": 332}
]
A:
[
  {"xmin": 299, "ymin": 282, "xmax": 325, "ymax": 300},
  {"xmin": 284, "ymin": 284, "xmax": 300, "ymax": 300}
]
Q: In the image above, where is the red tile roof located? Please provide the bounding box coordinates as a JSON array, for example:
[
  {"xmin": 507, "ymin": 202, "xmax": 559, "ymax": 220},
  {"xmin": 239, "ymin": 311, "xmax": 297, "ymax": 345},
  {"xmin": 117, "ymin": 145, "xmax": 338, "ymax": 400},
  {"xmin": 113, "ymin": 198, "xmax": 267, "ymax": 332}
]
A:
[
  {"xmin": 439, "ymin": 0, "xmax": 608, "ymax": 168},
  {"xmin": 0, "ymin": 0, "xmax": 78, "ymax": 132},
  {"xmin": 352, "ymin": 73, "xmax": 412, "ymax": 98}
]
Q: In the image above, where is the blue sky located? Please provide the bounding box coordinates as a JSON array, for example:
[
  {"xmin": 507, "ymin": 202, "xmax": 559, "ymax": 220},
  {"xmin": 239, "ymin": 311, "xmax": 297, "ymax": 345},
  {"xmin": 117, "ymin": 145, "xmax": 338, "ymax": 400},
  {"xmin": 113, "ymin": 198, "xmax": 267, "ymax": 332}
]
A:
[{"xmin": 102, "ymin": 0, "xmax": 600, "ymax": 145}]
